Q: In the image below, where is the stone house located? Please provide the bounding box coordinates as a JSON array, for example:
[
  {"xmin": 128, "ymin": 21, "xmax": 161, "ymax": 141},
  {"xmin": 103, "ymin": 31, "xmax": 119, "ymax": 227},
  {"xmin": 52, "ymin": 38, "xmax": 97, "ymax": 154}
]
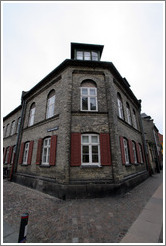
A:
[
  {"xmin": 141, "ymin": 113, "xmax": 162, "ymax": 173},
  {"xmin": 3, "ymin": 42, "xmax": 148, "ymax": 198}
]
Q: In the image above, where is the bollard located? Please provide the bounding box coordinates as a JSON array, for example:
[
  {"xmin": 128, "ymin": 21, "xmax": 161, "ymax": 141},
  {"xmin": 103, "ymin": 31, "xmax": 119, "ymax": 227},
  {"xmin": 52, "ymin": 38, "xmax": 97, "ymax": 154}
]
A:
[{"xmin": 18, "ymin": 213, "xmax": 29, "ymax": 243}]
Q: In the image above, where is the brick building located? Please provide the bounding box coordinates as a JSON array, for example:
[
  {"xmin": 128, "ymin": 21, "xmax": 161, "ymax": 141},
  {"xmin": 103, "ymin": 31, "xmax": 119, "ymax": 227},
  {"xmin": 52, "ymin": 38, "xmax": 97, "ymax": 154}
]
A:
[
  {"xmin": 3, "ymin": 43, "xmax": 148, "ymax": 198},
  {"xmin": 141, "ymin": 113, "xmax": 162, "ymax": 173}
]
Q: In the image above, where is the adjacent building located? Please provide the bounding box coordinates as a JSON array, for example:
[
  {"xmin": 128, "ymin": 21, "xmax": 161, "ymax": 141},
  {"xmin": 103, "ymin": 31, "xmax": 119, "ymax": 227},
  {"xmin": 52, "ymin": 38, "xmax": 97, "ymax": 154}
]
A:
[
  {"xmin": 3, "ymin": 43, "xmax": 149, "ymax": 198},
  {"xmin": 141, "ymin": 113, "xmax": 162, "ymax": 173}
]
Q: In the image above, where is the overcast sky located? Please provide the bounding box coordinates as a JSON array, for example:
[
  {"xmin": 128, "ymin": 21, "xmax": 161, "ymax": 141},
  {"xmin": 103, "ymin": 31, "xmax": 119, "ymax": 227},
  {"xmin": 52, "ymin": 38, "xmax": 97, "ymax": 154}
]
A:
[{"xmin": 2, "ymin": 1, "xmax": 164, "ymax": 133}]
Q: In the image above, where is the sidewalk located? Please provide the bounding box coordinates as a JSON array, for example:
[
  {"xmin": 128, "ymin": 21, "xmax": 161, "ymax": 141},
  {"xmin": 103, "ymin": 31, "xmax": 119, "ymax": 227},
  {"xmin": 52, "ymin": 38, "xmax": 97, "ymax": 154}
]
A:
[
  {"xmin": 3, "ymin": 221, "xmax": 18, "ymax": 243},
  {"xmin": 120, "ymin": 183, "xmax": 163, "ymax": 243}
]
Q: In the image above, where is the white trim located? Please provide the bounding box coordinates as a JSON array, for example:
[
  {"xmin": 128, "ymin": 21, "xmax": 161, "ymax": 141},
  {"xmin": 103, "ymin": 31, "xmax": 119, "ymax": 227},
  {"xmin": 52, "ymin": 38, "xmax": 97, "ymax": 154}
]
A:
[
  {"xmin": 80, "ymin": 87, "xmax": 98, "ymax": 112},
  {"xmin": 81, "ymin": 134, "xmax": 100, "ymax": 166}
]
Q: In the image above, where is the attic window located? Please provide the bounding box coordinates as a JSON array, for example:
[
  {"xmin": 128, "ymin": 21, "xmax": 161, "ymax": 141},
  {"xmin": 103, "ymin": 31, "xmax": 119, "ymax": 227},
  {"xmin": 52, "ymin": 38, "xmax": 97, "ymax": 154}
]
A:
[{"xmin": 76, "ymin": 50, "xmax": 99, "ymax": 61}]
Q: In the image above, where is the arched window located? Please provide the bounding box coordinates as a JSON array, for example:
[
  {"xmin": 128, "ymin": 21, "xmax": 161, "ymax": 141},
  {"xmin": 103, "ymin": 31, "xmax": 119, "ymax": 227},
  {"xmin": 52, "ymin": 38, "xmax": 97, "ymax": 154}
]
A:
[
  {"xmin": 5, "ymin": 147, "xmax": 10, "ymax": 164},
  {"xmin": 117, "ymin": 93, "xmax": 124, "ymax": 119},
  {"xmin": 28, "ymin": 103, "xmax": 36, "ymax": 126},
  {"xmin": 46, "ymin": 90, "xmax": 55, "ymax": 119},
  {"xmin": 126, "ymin": 103, "xmax": 132, "ymax": 125},
  {"xmin": 133, "ymin": 109, "xmax": 138, "ymax": 129},
  {"xmin": 5, "ymin": 124, "xmax": 10, "ymax": 137},
  {"xmin": 16, "ymin": 117, "xmax": 21, "ymax": 134},
  {"xmin": 80, "ymin": 80, "xmax": 98, "ymax": 111},
  {"xmin": 10, "ymin": 121, "xmax": 15, "ymax": 135}
]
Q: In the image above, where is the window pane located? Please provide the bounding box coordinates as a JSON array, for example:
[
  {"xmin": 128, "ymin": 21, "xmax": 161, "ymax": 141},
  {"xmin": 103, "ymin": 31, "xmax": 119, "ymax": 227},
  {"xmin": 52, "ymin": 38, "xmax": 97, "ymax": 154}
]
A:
[
  {"xmin": 83, "ymin": 146, "xmax": 89, "ymax": 153},
  {"xmin": 90, "ymin": 88, "xmax": 96, "ymax": 95},
  {"xmin": 82, "ymin": 136, "xmax": 89, "ymax": 144},
  {"xmin": 83, "ymin": 155, "xmax": 89, "ymax": 163},
  {"xmin": 92, "ymin": 146, "xmax": 98, "ymax": 153},
  {"xmin": 82, "ymin": 97, "xmax": 88, "ymax": 110},
  {"xmin": 90, "ymin": 98, "xmax": 96, "ymax": 110},
  {"xmin": 92, "ymin": 154, "xmax": 98, "ymax": 163},
  {"xmin": 84, "ymin": 51, "xmax": 91, "ymax": 60},
  {"xmin": 92, "ymin": 51, "xmax": 98, "ymax": 61},
  {"xmin": 82, "ymin": 88, "xmax": 88, "ymax": 95},
  {"xmin": 77, "ymin": 51, "xmax": 83, "ymax": 60},
  {"xmin": 91, "ymin": 136, "xmax": 98, "ymax": 143}
]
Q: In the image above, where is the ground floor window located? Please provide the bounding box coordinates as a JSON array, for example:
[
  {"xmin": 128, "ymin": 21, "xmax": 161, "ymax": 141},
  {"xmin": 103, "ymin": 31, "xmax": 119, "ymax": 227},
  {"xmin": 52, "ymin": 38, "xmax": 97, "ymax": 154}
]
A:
[
  {"xmin": 23, "ymin": 142, "xmax": 30, "ymax": 164},
  {"xmin": 42, "ymin": 137, "xmax": 51, "ymax": 165},
  {"xmin": 81, "ymin": 134, "xmax": 100, "ymax": 165},
  {"xmin": 123, "ymin": 138, "xmax": 130, "ymax": 164}
]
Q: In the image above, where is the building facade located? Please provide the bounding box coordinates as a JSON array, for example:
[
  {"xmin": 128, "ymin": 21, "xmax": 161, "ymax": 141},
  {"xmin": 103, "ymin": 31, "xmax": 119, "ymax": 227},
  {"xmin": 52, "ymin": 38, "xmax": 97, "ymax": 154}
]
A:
[
  {"xmin": 3, "ymin": 43, "xmax": 148, "ymax": 198},
  {"xmin": 141, "ymin": 113, "xmax": 162, "ymax": 173}
]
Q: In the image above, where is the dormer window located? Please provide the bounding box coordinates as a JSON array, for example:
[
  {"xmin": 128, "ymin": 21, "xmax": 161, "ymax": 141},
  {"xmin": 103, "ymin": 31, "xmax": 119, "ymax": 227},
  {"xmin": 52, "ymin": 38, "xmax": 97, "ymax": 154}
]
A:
[
  {"xmin": 76, "ymin": 50, "xmax": 99, "ymax": 61},
  {"xmin": 71, "ymin": 42, "xmax": 104, "ymax": 61}
]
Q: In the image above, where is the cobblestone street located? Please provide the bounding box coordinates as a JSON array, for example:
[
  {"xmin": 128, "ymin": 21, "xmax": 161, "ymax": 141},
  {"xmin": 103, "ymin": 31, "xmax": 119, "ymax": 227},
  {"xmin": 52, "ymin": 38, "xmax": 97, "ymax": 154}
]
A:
[{"xmin": 3, "ymin": 172, "xmax": 163, "ymax": 243}]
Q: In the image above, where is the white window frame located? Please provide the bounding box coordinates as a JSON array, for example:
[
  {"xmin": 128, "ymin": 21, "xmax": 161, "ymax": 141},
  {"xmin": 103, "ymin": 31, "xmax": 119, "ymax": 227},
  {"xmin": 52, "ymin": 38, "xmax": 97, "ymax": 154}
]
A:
[
  {"xmin": 10, "ymin": 121, "xmax": 15, "ymax": 135},
  {"xmin": 81, "ymin": 134, "xmax": 100, "ymax": 166},
  {"xmin": 28, "ymin": 104, "xmax": 36, "ymax": 126},
  {"xmin": 126, "ymin": 104, "xmax": 132, "ymax": 125},
  {"xmin": 76, "ymin": 50, "xmax": 99, "ymax": 61},
  {"xmin": 80, "ymin": 87, "xmax": 98, "ymax": 111},
  {"xmin": 132, "ymin": 141, "xmax": 138, "ymax": 164},
  {"xmin": 41, "ymin": 137, "xmax": 51, "ymax": 166},
  {"xmin": 46, "ymin": 94, "xmax": 55, "ymax": 119},
  {"xmin": 133, "ymin": 110, "xmax": 138, "ymax": 129},
  {"xmin": 117, "ymin": 96, "xmax": 124, "ymax": 119},
  {"xmin": 23, "ymin": 142, "xmax": 29, "ymax": 165},
  {"xmin": 123, "ymin": 138, "xmax": 130, "ymax": 164}
]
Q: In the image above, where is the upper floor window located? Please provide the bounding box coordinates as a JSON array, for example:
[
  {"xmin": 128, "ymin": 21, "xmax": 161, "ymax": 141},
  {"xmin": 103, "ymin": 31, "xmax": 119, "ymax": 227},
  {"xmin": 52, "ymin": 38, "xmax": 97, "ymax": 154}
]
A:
[
  {"xmin": 80, "ymin": 80, "xmax": 98, "ymax": 111},
  {"xmin": 10, "ymin": 121, "xmax": 15, "ymax": 135},
  {"xmin": 42, "ymin": 137, "xmax": 51, "ymax": 165},
  {"xmin": 23, "ymin": 142, "xmax": 30, "ymax": 165},
  {"xmin": 76, "ymin": 50, "xmax": 99, "ymax": 61},
  {"xmin": 16, "ymin": 117, "xmax": 21, "ymax": 134},
  {"xmin": 28, "ymin": 103, "xmax": 36, "ymax": 126},
  {"xmin": 133, "ymin": 110, "xmax": 138, "ymax": 129},
  {"xmin": 46, "ymin": 90, "xmax": 55, "ymax": 119},
  {"xmin": 5, "ymin": 124, "xmax": 10, "ymax": 137},
  {"xmin": 123, "ymin": 138, "xmax": 130, "ymax": 164},
  {"xmin": 126, "ymin": 103, "xmax": 132, "ymax": 125},
  {"xmin": 117, "ymin": 93, "xmax": 124, "ymax": 119},
  {"xmin": 81, "ymin": 134, "xmax": 100, "ymax": 166}
]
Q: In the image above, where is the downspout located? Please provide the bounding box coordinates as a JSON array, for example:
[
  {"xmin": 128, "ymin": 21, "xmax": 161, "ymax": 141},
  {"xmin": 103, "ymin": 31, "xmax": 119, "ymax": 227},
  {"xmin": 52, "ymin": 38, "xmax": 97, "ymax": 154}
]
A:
[
  {"xmin": 9, "ymin": 92, "xmax": 27, "ymax": 181},
  {"xmin": 138, "ymin": 102, "xmax": 150, "ymax": 175}
]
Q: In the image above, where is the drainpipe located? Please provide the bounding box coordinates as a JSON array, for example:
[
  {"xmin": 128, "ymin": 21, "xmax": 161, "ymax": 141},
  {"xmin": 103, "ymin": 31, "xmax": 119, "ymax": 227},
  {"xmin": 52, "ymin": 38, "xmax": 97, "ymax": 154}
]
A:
[
  {"xmin": 138, "ymin": 102, "xmax": 150, "ymax": 175},
  {"xmin": 9, "ymin": 92, "xmax": 27, "ymax": 181}
]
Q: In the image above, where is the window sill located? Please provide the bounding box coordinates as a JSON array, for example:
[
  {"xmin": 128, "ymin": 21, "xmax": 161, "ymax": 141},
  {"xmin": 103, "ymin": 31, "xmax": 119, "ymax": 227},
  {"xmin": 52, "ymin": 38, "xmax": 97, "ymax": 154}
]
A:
[
  {"xmin": 81, "ymin": 164, "xmax": 102, "ymax": 168},
  {"xmin": 39, "ymin": 164, "xmax": 51, "ymax": 168},
  {"xmin": 125, "ymin": 163, "xmax": 132, "ymax": 167}
]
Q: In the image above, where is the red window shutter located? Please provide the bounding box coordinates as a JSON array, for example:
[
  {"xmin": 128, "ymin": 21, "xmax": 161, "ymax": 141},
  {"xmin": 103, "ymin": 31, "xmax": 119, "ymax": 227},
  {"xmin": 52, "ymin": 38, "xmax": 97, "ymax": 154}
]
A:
[
  {"xmin": 49, "ymin": 135, "xmax": 57, "ymax": 166},
  {"xmin": 36, "ymin": 138, "xmax": 43, "ymax": 165},
  {"xmin": 100, "ymin": 133, "xmax": 112, "ymax": 166},
  {"xmin": 70, "ymin": 133, "xmax": 81, "ymax": 166},
  {"xmin": 7, "ymin": 146, "xmax": 13, "ymax": 164},
  {"xmin": 128, "ymin": 139, "xmax": 135, "ymax": 164},
  {"xmin": 3, "ymin": 148, "xmax": 7, "ymax": 163},
  {"xmin": 19, "ymin": 143, "xmax": 25, "ymax": 164},
  {"xmin": 27, "ymin": 141, "xmax": 34, "ymax": 165},
  {"xmin": 120, "ymin": 136, "xmax": 126, "ymax": 165},
  {"xmin": 136, "ymin": 143, "xmax": 141, "ymax": 163}
]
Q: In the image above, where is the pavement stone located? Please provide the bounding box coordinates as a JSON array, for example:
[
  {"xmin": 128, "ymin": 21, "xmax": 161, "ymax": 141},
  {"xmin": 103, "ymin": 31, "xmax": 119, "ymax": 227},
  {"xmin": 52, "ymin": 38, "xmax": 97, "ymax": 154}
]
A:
[{"xmin": 3, "ymin": 171, "xmax": 163, "ymax": 243}]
